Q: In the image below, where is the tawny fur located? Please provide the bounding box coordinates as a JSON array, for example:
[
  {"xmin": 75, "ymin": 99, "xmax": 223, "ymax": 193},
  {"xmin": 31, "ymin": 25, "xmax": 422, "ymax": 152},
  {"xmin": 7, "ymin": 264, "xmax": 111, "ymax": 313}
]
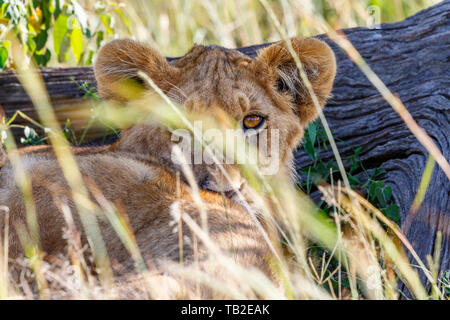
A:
[{"xmin": 0, "ymin": 37, "xmax": 336, "ymax": 295}]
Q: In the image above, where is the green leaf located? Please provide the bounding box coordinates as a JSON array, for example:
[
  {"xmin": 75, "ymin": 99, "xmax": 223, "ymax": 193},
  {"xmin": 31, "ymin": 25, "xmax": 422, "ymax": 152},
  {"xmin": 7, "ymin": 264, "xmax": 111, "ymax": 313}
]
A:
[
  {"xmin": 303, "ymin": 140, "xmax": 315, "ymax": 160},
  {"xmin": 382, "ymin": 205, "xmax": 400, "ymax": 222},
  {"xmin": 1, "ymin": 3, "xmax": 9, "ymax": 17},
  {"xmin": 98, "ymin": 13, "xmax": 113, "ymax": 34},
  {"xmin": 70, "ymin": 19, "xmax": 83, "ymax": 63},
  {"xmin": 41, "ymin": 1, "xmax": 53, "ymax": 29},
  {"xmin": 26, "ymin": 37, "xmax": 36, "ymax": 52},
  {"xmin": 35, "ymin": 30, "xmax": 48, "ymax": 51},
  {"xmin": 368, "ymin": 182, "xmax": 377, "ymax": 201},
  {"xmin": 53, "ymin": 13, "xmax": 68, "ymax": 56},
  {"xmin": 383, "ymin": 186, "xmax": 392, "ymax": 201},
  {"xmin": 54, "ymin": 0, "xmax": 62, "ymax": 19},
  {"xmin": 348, "ymin": 174, "xmax": 361, "ymax": 186},
  {"xmin": 375, "ymin": 187, "xmax": 386, "ymax": 207},
  {"xmin": 85, "ymin": 49, "xmax": 94, "ymax": 65},
  {"xmin": 96, "ymin": 30, "xmax": 104, "ymax": 49},
  {"xmin": 0, "ymin": 42, "xmax": 9, "ymax": 69},
  {"xmin": 34, "ymin": 49, "xmax": 51, "ymax": 66},
  {"xmin": 308, "ymin": 122, "xmax": 317, "ymax": 146}
]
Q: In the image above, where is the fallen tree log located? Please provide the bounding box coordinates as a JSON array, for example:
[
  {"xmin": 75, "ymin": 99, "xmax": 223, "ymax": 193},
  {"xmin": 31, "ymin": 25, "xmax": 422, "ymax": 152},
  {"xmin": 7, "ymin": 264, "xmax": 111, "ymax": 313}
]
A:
[{"xmin": 0, "ymin": 0, "xmax": 448, "ymax": 291}]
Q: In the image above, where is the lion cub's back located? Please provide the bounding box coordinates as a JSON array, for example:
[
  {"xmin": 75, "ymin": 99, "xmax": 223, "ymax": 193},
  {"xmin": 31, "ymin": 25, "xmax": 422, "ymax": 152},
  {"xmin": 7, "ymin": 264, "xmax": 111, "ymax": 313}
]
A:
[{"xmin": 0, "ymin": 152, "xmax": 165, "ymax": 257}]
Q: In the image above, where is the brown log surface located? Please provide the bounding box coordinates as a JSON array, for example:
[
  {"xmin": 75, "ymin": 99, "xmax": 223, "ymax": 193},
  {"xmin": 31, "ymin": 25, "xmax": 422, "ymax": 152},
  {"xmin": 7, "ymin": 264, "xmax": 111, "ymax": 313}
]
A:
[{"xmin": 1, "ymin": 1, "xmax": 449, "ymax": 288}]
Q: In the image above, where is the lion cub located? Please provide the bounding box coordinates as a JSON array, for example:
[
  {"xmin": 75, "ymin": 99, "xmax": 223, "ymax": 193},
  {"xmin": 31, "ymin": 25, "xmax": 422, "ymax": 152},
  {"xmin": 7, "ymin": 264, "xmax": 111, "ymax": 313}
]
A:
[{"xmin": 0, "ymin": 37, "xmax": 336, "ymax": 281}]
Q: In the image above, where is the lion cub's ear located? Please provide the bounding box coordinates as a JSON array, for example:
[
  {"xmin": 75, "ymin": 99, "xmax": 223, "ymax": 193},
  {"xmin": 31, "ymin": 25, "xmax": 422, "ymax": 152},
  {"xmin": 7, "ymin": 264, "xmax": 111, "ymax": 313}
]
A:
[
  {"xmin": 94, "ymin": 39, "xmax": 180, "ymax": 102},
  {"xmin": 255, "ymin": 37, "xmax": 336, "ymax": 126}
]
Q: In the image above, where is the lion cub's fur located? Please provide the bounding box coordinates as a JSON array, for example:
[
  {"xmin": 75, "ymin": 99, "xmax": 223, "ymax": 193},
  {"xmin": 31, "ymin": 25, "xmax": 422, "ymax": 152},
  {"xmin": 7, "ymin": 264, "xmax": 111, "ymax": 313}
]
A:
[{"xmin": 0, "ymin": 37, "xmax": 336, "ymax": 291}]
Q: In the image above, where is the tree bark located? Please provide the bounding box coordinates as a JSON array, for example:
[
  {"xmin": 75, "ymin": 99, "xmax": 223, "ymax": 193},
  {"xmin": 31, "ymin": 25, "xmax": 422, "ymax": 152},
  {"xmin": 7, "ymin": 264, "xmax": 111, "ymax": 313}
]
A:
[{"xmin": 0, "ymin": 0, "xmax": 449, "ymax": 291}]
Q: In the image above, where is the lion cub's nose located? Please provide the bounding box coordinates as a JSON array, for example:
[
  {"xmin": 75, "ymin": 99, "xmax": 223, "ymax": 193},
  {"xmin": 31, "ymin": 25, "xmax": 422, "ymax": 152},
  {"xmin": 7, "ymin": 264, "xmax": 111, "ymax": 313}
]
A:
[{"xmin": 201, "ymin": 166, "xmax": 243, "ymax": 194}]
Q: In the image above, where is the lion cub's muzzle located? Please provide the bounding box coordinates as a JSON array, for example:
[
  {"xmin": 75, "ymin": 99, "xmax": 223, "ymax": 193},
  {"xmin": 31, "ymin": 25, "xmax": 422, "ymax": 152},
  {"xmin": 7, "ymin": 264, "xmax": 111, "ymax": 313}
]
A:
[{"xmin": 199, "ymin": 165, "xmax": 244, "ymax": 198}]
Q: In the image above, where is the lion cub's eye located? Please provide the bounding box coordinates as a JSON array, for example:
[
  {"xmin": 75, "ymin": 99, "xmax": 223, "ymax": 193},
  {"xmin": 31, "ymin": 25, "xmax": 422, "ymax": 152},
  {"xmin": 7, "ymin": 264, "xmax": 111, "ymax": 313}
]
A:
[{"xmin": 242, "ymin": 114, "xmax": 265, "ymax": 131}]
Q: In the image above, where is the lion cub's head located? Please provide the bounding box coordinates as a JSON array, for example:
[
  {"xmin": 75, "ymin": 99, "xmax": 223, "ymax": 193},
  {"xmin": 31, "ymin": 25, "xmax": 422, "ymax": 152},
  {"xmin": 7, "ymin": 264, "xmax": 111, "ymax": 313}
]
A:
[{"xmin": 94, "ymin": 37, "xmax": 336, "ymax": 194}]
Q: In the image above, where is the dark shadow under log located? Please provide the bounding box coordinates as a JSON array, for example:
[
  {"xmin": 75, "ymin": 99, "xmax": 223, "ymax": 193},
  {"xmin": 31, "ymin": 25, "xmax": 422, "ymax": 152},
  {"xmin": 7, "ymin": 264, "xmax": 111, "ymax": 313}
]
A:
[{"xmin": 0, "ymin": 0, "xmax": 449, "ymax": 294}]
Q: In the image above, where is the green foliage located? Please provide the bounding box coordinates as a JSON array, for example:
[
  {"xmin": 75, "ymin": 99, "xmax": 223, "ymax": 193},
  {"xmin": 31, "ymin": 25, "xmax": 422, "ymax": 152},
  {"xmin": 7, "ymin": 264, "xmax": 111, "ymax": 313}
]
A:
[
  {"xmin": 9, "ymin": 78, "xmax": 116, "ymax": 147},
  {"xmin": 441, "ymin": 270, "xmax": 450, "ymax": 298},
  {"xmin": 69, "ymin": 77, "xmax": 119, "ymax": 146},
  {"xmin": 70, "ymin": 76, "xmax": 99, "ymax": 100},
  {"xmin": 20, "ymin": 125, "xmax": 46, "ymax": 145},
  {"xmin": 0, "ymin": 39, "xmax": 9, "ymax": 68},
  {"xmin": 0, "ymin": 0, "xmax": 129, "ymax": 69},
  {"xmin": 0, "ymin": 0, "xmax": 437, "ymax": 69},
  {"xmin": 298, "ymin": 120, "xmax": 400, "ymax": 224}
]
